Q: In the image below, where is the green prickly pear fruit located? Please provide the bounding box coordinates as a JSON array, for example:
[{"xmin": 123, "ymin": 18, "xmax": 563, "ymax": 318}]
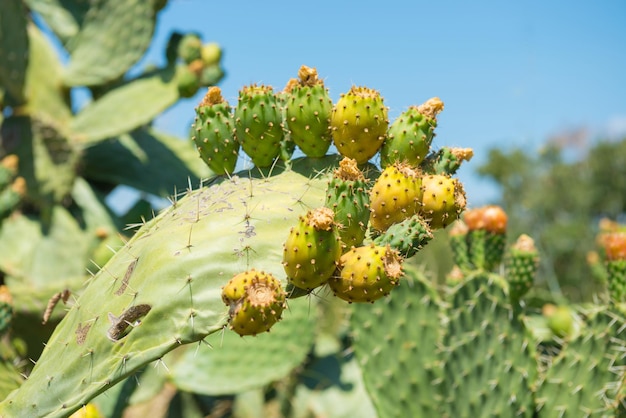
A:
[
  {"xmin": 373, "ymin": 213, "xmax": 433, "ymax": 259},
  {"xmin": 285, "ymin": 65, "xmax": 333, "ymax": 158},
  {"xmin": 504, "ymin": 234, "xmax": 539, "ymax": 303},
  {"xmin": 325, "ymin": 157, "xmax": 370, "ymax": 249},
  {"xmin": 448, "ymin": 220, "xmax": 472, "ymax": 271},
  {"xmin": 380, "ymin": 97, "xmax": 444, "ymax": 168},
  {"xmin": 0, "ymin": 285, "xmax": 13, "ymax": 336},
  {"xmin": 234, "ymin": 84, "xmax": 284, "ymax": 168},
  {"xmin": 192, "ymin": 87, "xmax": 239, "ymax": 175},
  {"xmin": 201, "ymin": 42, "xmax": 222, "ymax": 67},
  {"xmin": 369, "ymin": 163, "xmax": 423, "ymax": 232},
  {"xmin": 328, "ymin": 244, "xmax": 403, "ymax": 303},
  {"xmin": 283, "ymin": 207, "xmax": 342, "ymax": 290},
  {"xmin": 221, "ymin": 270, "xmax": 286, "ymax": 337},
  {"xmin": 420, "ymin": 174, "xmax": 466, "ymax": 229},
  {"xmin": 175, "ymin": 63, "xmax": 201, "ymax": 98},
  {"xmin": 331, "ymin": 86, "xmax": 388, "ymax": 164},
  {"xmin": 423, "ymin": 146, "xmax": 474, "ymax": 176},
  {"xmin": 463, "ymin": 205, "xmax": 508, "ymax": 271},
  {"xmin": 177, "ymin": 33, "xmax": 203, "ymax": 64},
  {"xmin": 543, "ymin": 304, "xmax": 575, "ymax": 339}
]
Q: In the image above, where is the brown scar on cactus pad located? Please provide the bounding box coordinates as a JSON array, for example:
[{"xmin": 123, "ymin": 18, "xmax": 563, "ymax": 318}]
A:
[
  {"xmin": 115, "ymin": 258, "xmax": 139, "ymax": 296},
  {"xmin": 75, "ymin": 322, "xmax": 92, "ymax": 345},
  {"xmin": 107, "ymin": 304, "xmax": 152, "ymax": 341},
  {"xmin": 42, "ymin": 288, "xmax": 71, "ymax": 325},
  {"xmin": 221, "ymin": 270, "xmax": 286, "ymax": 336}
]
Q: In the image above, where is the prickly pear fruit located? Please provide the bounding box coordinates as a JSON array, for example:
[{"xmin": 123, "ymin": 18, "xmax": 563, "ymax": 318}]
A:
[
  {"xmin": 283, "ymin": 207, "xmax": 342, "ymax": 290},
  {"xmin": 177, "ymin": 33, "xmax": 203, "ymax": 64},
  {"xmin": 598, "ymin": 231, "xmax": 626, "ymax": 302},
  {"xmin": 331, "ymin": 86, "xmax": 388, "ymax": 164},
  {"xmin": 448, "ymin": 220, "xmax": 472, "ymax": 271},
  {"xmin": 0, "ymin": 285, "xmax": 13, "ymax": 336},
  {"xmin": 285, "ymin": 65, "xmax": 333, "ymax": 158},
  {"xmin": 420, "ymin": 174, "xmax": 466, "ymax": 229},
  {"xmin": 504, "ymin": 234, "xmax": 539, "ymax": 303},
  {"xmin": 373, "ymin": 213, "xmax": 433, "ymax": 258},
  {"xmin": 222, "ymin": 270, "xmax": 286, "ymax": 336},
  {"xmin": 192, "ymin": 87, "xmax": 239, "ymax": 175},
  {"xmin": 543, "ymin": 304, "xmax": 575, "ymax": 339},
  {"xmin": 175, "ymin": 63, "xmax": 200, "ymax": 98},
  {"xmin": 0, "ymin": 177, "xmax": 25, "ymax": 220},
  {"xmin": 201, "ymin": 42, "xmax": 222, "ymax": 67},
  {"xmin": 380, "ymin": 98, "xmax": 443, "ymax": 168},
  {"xmin": 234, "ymin": 84, "xmax": 284, "ymax": 168},
  {"xmin": 325, "ymin": 157, "xmax": 370, "ymax": 249},
  {"xmin": 69, "ymin": 403, "xmax": 104, "ymax": 418},
  {"xmin": 463, "ymin": 205, "xmax": 508, "ymax": 271},
  {"xmin": 369, "ymin": 163, "xmax": 423, "ymax": 232},
  {"xmin": 328, "ymin": 244, "xmax": 403, "ymax": 303},
  {"xmin": 423, "ymin": 146, "xmax": 474, "ymax": 176}
]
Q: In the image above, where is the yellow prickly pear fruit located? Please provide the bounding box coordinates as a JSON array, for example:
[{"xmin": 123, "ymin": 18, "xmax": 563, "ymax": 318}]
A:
[
  {"xmin": 328, "ymin": 244, "xmax": 403, "ymax": 303},
  {"xmin": 331, "ymin": 86, "xmax": 388, "ymax": 164},
  {"xmin": 69, "ymin": 404, "xmax": 104, "ymax": 418},
  {"xmin": 221, "ymin": 270, "xmax": 286, "ymax": 337},
  {"xmin": 369, "ymin": 163, "xmax": 423, "ymax": 232},
  {"xmin": 420, "ymin": 174, "xmax": 466, "ymax": 229}
]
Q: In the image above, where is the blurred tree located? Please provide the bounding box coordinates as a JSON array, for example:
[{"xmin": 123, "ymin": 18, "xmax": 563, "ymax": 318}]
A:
[{"xmin": 477, "ymin": 134, "xmax": 626, "ymax": 301}]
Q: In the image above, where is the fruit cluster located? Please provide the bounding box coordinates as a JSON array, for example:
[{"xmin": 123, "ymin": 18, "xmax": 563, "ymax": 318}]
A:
[{"xmin": 205, "ymin": 65, "xmax": 473, "ymax": 336}]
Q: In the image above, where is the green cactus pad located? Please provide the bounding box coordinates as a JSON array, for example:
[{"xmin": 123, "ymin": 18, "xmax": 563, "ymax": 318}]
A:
[
  {"xmin": 63, "ymin": 0, "xmax": 155, "ymax": 86},
  {"xmin": 351, "ymin": 264, "xmax": 444, "ymax": 416},
  {"xmin": 168, "ymin": 295, "xmax": 315, "ymax": 395},
  {"xmin": 235, "ymin": 84, "xmax": 284, "ymax": 168},
  {"xmin": 328, "ymin": 244, "xmax": 403, "ymax": 303},
  {"xmin": 285, "ymin": 66, "xmax": 333, "ymax": 158},
  {"xmin": 369, "ymin": 163, "xmax": 423, "ymax": 232},
  {"xmin": 325, "ymin": 157, "xmax": 371, "ymax": 249},
  {"xmin": 331, "ymin": 86, "xmax": 388, "ymax": 164},
  {"xmin": 0, "ymin": 161, "xmax": 330, "ymax": 417},
  {"xmin": 373, "ymin": 213, "xmax": 434, "ymax": 259},
  {"xmin": 70, "ymin": 68, "xmax": 180, "ymax": 145},
  {"xmin": 440, "ymin": 271, "xmax": 538, "ymax": 417},
  {"xmin": 192, "ymin": 87, "xmax": 239, "ymax": 175},
  {"xmin": 283, "ymin": 207, "xmax": 342, "ymax": 290},
  {"xmin": 380, "ymin": 98, "xmax": 443, "ymax": 168},
  {"xmin": 535, "ymin": 308, "xmax": 626, "ymax": 416}
]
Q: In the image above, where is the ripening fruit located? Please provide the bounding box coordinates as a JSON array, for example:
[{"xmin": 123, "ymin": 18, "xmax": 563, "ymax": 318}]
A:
[
  {"xmin": 222, "ymin": 270, "xmax": 286, "ymax": 336},
  {"xmin": 420, "ymin": 174, "xmax": 466, "ymax": 229},
  {"xmin": 328, "ymin": 244, "xmax": 403, "ymax": 303}
]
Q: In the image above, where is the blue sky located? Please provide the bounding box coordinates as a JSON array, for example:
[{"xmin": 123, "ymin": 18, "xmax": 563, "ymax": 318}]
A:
[{"xmin": 146, "ymin": 0, "xmax": 626, "ymax": 205}]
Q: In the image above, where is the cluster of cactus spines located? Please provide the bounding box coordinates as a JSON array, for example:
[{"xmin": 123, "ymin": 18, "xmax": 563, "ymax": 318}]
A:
[
  {"xmin": 420, "ymin": 174, "xmax": 466, "ymax": 229},
  {"xmin": 192, "ymin": 86, "xmax": 239, "ymax": 175},
  {"xmin": 369, "ymin": 162, "xmax": 423, "ymax": 232},
  {"xmin": 324, "ymin": 157, "xmax": 370, "ymax": 249},
  {"xmin": 505, "ymin": 234, "xmax": 540, "ymax": 304},
  {"xmin": 331, "ymin": 86, "xmax": 389, "ymax": 164},
  {"xmin": 234, "ymin": 84, "xmax": 284, "ymax": 167},
  {"xmin": 328, "ymin": 244, "xmax": 403, "ymax": 303},
  {"xmin": 379, "ymin": 97, "xmax": 444, "ymax": 168},
  {"xmin": 284, "ymin": 65, "xmax": 333, "ymax": 158},
  {"xmin": 283, "ymin": 207, "xmax": 343, "ymax": 290},
  {"xmin": 221, "ymin": 270, "xmax": 286, "ymax": 336}
]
